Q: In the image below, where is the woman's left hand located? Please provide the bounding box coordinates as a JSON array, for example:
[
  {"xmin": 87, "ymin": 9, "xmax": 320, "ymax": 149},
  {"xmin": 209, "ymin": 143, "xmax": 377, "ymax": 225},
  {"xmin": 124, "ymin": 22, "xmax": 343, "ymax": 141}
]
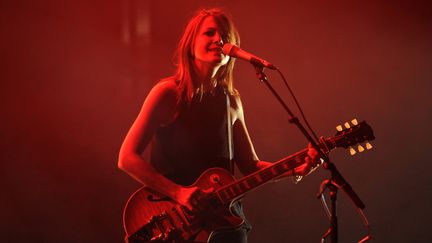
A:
[{"xmin": 295, "ymin": 143, "xmax": 322, "ymax": 176}]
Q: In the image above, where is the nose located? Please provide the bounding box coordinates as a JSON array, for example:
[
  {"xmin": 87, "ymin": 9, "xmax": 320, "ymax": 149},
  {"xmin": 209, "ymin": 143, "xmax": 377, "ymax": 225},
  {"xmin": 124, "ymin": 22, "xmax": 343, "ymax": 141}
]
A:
[{"xmin": 213, "ymin": 32, "xmax": 223, "ymax": 46}]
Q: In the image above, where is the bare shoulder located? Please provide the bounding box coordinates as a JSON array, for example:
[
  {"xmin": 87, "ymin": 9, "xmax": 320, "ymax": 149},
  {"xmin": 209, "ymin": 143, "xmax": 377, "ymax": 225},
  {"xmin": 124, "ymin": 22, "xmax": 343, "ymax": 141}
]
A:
[
  {"xmin": 140, "ymin": 78, "xmax": 179, "ymax": 126},
  {"xmin": 149, "ymin": 78, "xmax": 178, "ymax": 101}
]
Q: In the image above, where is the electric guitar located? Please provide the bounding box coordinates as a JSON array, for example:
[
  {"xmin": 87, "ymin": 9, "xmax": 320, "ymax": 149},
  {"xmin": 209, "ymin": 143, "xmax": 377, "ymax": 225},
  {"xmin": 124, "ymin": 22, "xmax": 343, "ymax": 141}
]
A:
[{"xmin": 122, "ymin": 119, "xmax": 375, "ymax": 243}]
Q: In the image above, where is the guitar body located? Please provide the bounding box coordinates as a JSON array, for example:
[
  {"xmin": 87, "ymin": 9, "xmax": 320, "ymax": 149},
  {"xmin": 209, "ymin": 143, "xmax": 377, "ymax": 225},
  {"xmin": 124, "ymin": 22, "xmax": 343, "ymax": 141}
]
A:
[{"xmin": 123, "ymin": 167, "xmax": 244, "ymax": 243}]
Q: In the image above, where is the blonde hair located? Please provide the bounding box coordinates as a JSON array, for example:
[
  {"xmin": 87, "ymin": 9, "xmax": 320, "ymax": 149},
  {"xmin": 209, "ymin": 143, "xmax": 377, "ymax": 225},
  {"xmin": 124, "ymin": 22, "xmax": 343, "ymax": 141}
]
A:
[{"xmin": 170, "ymin": 8, "xmax": 240, "ymax": 103}]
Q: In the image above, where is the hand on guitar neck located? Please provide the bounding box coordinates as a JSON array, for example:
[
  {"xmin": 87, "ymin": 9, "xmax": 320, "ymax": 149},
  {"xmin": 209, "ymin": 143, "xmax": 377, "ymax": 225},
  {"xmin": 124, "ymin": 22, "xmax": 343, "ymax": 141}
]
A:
[
  {"xmin": 273, "ymin": 143, "xmax": 322, "ymax": 182},
  {"xmin": 295, "ymin": 143, "xmax": 321, "ymax": 176}
]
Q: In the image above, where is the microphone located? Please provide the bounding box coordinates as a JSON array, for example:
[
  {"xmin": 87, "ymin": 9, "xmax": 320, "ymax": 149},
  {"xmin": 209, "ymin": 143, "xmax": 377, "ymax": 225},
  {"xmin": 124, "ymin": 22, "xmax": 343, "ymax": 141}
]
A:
[{"xmin": 222, "ymin": 43, "xmax": 277, "ymax": 70}]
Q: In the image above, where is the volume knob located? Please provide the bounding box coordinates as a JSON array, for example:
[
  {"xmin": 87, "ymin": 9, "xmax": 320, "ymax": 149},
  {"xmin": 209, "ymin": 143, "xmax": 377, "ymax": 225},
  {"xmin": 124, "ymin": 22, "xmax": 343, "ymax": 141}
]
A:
[{"xmin": 210, "ymin": 174, "xmax": 221, "ymax": 184}]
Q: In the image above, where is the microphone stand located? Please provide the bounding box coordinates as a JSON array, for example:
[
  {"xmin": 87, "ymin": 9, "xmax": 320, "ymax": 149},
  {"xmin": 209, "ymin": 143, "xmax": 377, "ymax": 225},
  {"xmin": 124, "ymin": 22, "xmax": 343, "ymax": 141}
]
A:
[
  {"xmin": 253, "ymin": 65, "xmax": 370, "ymax": 243},
  {"xmin": 317, "ymin": 179, "xmax": 339, "ymax": 243}
]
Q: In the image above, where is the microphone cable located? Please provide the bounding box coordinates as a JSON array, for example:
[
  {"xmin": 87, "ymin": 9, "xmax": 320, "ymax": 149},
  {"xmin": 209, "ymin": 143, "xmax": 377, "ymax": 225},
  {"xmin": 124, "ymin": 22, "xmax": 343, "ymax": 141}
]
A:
[{"xmin": 275, "ymin": 67, "xmax": 320, "ymax": 143}]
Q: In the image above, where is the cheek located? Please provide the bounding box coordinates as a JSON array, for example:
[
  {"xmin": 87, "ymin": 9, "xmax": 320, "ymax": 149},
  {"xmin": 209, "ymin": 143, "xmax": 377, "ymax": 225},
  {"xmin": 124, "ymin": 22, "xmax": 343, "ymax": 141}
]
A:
[{"xmin": 193, "ymin": 39, "xmax": 206, "ymax": 55}]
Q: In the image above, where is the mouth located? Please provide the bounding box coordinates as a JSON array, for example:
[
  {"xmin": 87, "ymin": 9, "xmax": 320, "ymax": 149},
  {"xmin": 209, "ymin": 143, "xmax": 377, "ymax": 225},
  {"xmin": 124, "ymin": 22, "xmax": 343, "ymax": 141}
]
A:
[{"xmin": 207, "ymin": 46, "xmax": 223, "ymax": 54}]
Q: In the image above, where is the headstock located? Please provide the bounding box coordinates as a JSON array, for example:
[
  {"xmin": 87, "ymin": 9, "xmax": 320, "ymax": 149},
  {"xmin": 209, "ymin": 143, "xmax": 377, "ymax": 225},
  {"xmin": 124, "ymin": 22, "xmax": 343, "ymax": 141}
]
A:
[{"xmin": 322, "ymin": 119, "xmax": 375, "ymax": 155}]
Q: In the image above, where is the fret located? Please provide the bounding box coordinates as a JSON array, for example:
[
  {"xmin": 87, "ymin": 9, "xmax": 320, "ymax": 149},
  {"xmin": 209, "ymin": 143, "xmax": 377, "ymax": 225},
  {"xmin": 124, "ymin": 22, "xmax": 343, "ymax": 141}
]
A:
[
  {"xmin": 273, "ymin": 164, "xmax": 285, "ymax": 175},
  {"xmin": 261, "ymin": 170, "xmax": 273, "ymax": 181},
  {"xmin": 245, "ymin": 175, "xmax": 263, "ymax": 188},
  {"xmin": 217, "ymin": 190, "xmax": 223, "ymax": 202},
  {"xmin": 228, "ymin": 187, "xmax": 235, "ymax": 198},
  {"xmin": 222, "ymin": 189, "xmax": 231, "ymax": 201},
  {"xmin": 238, "ymin": 181, "xmax": 248, "ymax": 192},
  {"xmin": 217, "ymin": 182, "xmax": 248, "ymax": 204},
  {"xmin": 242, "ymin": 180, "xmax": 250, "ymax": 189},
  {"xmin": 270, "ymin": 166, "xmax": 278, "ymax": 176},
  {"xmin": 247, "ymin": 177, "xmax": 258, "ymax": 187},
  {"xmin": 228, "ymin": 189, "xmax": 235, "ymax": 201},
  {"xmin": 233, "ymin": 184, "xmax": 242, "ymax": 195},
  {"xmin": 255, "ymin": 174, "xmax": 263, "ymax": 183}
]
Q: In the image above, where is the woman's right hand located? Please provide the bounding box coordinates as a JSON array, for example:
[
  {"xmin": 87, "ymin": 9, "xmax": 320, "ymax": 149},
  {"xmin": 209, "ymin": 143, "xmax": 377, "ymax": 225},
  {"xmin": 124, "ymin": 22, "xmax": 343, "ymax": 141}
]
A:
[{"xmin": 175, "ymin": 186, "xmax": 206, "ymax": 212}]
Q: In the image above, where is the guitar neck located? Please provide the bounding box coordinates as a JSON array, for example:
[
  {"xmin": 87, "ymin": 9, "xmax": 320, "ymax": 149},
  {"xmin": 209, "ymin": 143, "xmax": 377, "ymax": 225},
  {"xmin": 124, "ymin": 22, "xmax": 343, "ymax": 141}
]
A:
[
  {"xmin": 213, "ymin": 120, "xmax": 374, "ymax": 205},
  {"xmin": 215, "ymin": 148, "xmax": 309, "ymax": 204}
]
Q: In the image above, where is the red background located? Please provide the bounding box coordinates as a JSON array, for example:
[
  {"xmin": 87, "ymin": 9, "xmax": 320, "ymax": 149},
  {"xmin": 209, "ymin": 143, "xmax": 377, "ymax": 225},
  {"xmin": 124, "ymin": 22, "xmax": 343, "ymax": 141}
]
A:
[{"xmin": 1, "ymin": 0, "xmax": 431, "ymax": 242}]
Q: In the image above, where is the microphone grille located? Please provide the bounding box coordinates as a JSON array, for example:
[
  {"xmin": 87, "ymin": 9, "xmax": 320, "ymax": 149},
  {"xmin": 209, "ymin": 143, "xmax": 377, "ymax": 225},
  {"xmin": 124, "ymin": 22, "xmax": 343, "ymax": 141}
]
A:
[{"xmin": 222, "ymin": 43, "xmax": 237, "ymax": 56}]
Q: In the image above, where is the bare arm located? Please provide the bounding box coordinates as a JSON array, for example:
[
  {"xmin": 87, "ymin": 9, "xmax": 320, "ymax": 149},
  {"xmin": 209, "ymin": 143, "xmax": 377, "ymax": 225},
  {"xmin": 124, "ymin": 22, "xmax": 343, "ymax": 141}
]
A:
[
  {"xmin": 231, "ymin": 95, "xmax": 272, "ymax": 175},
  {"xmin": 118, "ymin": 81, "xmax": 191, "ymax": 202}
]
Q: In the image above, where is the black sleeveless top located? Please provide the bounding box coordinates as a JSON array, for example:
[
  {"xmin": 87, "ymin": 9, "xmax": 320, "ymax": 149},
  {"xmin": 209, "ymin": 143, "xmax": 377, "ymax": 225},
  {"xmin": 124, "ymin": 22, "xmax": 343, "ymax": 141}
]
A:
[
  {"xmin": 150, "ymin": 84, "xmax": 252, "ymax": 231},
  {"xmin": 150, "ymin": 86, "xmax": 231, "ymax": 186}
]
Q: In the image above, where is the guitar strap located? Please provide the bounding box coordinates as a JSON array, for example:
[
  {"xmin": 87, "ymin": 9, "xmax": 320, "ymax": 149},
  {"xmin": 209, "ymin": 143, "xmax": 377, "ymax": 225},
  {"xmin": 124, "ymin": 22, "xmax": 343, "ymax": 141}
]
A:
[{"xmin": 225, "ymin": 90, "xmax": 234, "ymax": 174}]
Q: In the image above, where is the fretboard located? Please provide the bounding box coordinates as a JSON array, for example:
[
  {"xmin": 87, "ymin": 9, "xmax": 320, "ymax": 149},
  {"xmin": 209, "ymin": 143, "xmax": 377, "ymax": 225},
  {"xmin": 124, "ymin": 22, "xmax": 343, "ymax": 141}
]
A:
[{"xmin": 216, "ymin": 148, "xmax": 309, "ymax": 204}]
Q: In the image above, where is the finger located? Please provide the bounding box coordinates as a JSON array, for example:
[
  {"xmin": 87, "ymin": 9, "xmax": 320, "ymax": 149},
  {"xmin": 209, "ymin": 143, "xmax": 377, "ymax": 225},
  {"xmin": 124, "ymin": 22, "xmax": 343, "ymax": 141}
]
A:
[
  {"xmin": 307, "ymin": 148, "xmax": 318, "ymax": 157},
  {"xmin": 203, "ymin": 187, "xmax": 215, "ymax": 194}
]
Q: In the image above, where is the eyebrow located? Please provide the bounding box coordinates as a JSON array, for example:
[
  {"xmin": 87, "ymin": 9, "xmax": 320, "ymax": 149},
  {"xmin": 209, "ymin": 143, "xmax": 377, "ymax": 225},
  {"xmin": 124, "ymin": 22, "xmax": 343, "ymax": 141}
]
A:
[{"xmin": 204, "ymin": 27, "xmax": 218, "ymax": 31}]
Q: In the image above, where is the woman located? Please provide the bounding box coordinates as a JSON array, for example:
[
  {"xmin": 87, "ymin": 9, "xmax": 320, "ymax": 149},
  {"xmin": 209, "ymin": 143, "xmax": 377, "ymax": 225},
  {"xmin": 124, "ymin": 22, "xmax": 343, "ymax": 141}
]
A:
[{"xmin": 118, "ymin": 8, "xmax": 318, "ymax": 243}]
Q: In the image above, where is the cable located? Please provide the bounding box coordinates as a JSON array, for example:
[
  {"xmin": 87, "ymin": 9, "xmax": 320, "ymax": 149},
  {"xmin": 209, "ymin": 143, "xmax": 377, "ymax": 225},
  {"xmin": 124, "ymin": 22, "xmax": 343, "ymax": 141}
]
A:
[{"xmin": 275, "ymin": 68, "xmax": 320, "ymax": 142}]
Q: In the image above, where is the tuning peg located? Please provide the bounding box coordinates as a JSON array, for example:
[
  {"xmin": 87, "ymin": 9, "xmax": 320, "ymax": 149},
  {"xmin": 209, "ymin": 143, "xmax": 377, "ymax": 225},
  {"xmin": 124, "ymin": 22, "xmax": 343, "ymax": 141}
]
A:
[
  {"xmin": 357, "ymin": 145, "xmax": 365, "ymax": 152},
  {"xmin": 349, "ymin": 146, "xmax": 357, "ymax": 155},
  {"xmin": 344, "ymin": 122, "xmax": 351, "ymax": 129},
  {"xmin": 351, "ymin": 118, "xmax": 358, "ymax": 126},
  {"xmin": 366, "ymin": 142, "xmax": 373, "ymax": 150},
  {"xmin": 336, "ymin": 125, "xmax": 343, "ymax": 131}
]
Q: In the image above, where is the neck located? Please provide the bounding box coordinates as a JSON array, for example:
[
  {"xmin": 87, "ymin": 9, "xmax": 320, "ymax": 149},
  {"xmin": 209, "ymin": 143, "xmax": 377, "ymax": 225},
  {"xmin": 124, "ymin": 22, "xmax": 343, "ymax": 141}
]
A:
[{"xmin": 193, "ymin": 61, "xmax": 220, "ymax": 91}]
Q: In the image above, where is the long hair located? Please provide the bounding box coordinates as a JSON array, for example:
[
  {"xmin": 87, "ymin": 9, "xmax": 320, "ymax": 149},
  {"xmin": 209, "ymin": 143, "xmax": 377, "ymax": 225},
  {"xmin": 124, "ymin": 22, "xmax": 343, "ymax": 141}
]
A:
[{"xmin": 170, "ymin": 8, "xmax": 240, "ymax": 103}]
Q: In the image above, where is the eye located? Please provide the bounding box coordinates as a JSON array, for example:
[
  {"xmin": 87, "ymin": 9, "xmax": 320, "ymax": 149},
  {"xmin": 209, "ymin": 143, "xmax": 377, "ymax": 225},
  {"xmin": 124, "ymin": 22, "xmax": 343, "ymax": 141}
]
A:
[{"xmin": 204, "ymin": 30, "xmax": 216, "ymax": 37}]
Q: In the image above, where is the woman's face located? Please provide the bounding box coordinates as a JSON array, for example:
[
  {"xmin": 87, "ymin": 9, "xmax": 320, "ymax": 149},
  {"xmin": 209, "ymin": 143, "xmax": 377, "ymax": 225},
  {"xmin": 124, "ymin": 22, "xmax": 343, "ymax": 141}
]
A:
[{"xmin": 192, "ymin": 16, "xmax": 230, "ymax": 69}]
